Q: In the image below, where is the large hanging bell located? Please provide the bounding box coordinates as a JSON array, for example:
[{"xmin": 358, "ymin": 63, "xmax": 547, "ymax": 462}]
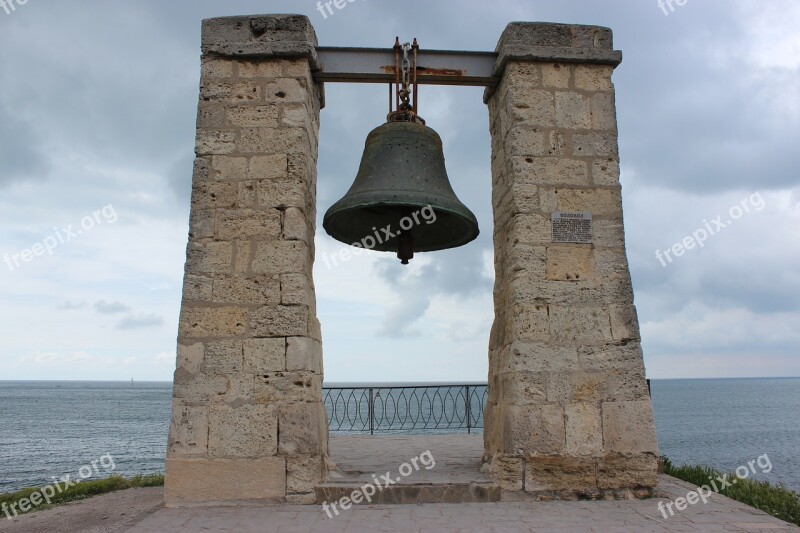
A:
[{"xmin": 323, "ymin": 119, "xmax": 480, "ymax": 264}]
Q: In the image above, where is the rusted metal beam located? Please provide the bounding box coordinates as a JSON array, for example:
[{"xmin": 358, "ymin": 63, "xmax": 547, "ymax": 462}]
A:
[{"xmin": 315, "ymin": 47, "xmax": 499, "ymax": 87}]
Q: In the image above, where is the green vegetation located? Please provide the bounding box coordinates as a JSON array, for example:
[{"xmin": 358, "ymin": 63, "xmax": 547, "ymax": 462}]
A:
[
  {"xmin": 0, "ymin": 474, "xmax": 164, "ymax": 517},
  {"xmin": 663, "ymin": 457, "xmax": 800, "ymax": 526}
]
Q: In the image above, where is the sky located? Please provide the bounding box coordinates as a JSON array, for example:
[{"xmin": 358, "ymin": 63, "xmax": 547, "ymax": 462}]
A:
[{"xmin": 0, "ymin": 0, "xmax": 798, "ymax": 382}]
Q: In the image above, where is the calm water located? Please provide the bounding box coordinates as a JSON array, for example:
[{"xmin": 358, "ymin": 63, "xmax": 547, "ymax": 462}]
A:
[{"xmin": 0, "ymin": 378, "xmax": 797, "ymax": 493}]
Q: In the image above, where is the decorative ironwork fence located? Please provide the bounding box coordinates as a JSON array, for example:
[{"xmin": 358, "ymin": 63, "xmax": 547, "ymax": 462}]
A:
[{"xmin": 323, "ymin": 384, "xmax": 488, "ymax": 434}]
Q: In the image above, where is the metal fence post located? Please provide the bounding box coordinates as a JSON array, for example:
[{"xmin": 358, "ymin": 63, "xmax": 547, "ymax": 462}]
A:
[
  {"xmin": 369, "ymin": 387, "xmax": 374, "ymax": 435},
  {"xmin": 465, "ymin": 385, "xmax": 472, "ymax": 434}
]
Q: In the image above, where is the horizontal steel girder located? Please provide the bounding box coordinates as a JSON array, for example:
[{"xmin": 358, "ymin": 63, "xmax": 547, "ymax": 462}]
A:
[{"xmin": 315, "ymin": 47, "xmax": 499, "ymax": 87}]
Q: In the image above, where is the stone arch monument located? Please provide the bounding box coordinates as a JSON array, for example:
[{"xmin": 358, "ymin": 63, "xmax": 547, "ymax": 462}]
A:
[{"xmin": 165, "ymin": 14, "xmax": 659, "ymax": 505}]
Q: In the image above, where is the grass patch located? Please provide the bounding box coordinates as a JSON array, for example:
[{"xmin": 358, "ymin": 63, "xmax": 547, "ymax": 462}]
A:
[
  {"xmin": 663, "ymin": 457, "xmax": 800, "ymax": 526},
  {"xmin": 0, "ymin": 474, "xmax": 164, "ymax": 517}
]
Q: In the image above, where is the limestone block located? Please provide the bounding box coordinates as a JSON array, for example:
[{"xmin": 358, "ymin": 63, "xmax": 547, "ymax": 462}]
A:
[
  {"xmin": 176, "ymin": 342, "xmax": 204, "ymax": 374},
  {"xmin": 555, "ymin": 188, "xmax": 621, "ymax": 216},
  {"xmin": 278, "ymin": 402, "xmax": 326, "ymax": 455},
  {"xmin": 200, "ymin": 81, "xmax": 261, "ymax": 102},
  {"xmin": 506, "ymin": 213, "xmax": 551, "ymax": 245},
  {"xmin": 196, "ymin": 130, "xmax": 236, "ymax": 155},
  {"xmin": 179, "ymin": 306, "xmax": 247, "ymax": 338},
  {"xmin": 498, "ymin": 371, "xmax": 547, "ymax": 405},
  {"xmin": 258, "ymin": 180, "xmax": 309, "ymax": 210},
  {"xmin": 216, "ymin": 208, "xmax": 281, "ymax": 240},
  {"xmin": 236, "ymin": 60, "xmax": 284, "ymax": 79},
  {"xmin": 548, "ymin": 305, "xmax": 613, "ymax": 344},
  {"xmin": 250, "ymin": 305, "xmax": 308, "ymax": 337},
  {"xmin": 197, "ymin": 106, "xmax": 225, "ymax": 128},
  {"xmin": 574, "ymin": 65, "xmax": 614, "ymax": 91},
  {"xmin": 555, "ymin": 92, "xmax": 591, "ymax": 129},
  {"xmin": 165, "ymin": 457, "xmax": 286, "ymax": 503},
  {"xmin": 264, "ymin": 78, "xmax": 311, "ymax": 104},
  {"xmin": 510, "ymin": 156, "xmax": 588, "ymax": 186},
  {"xmin": 204, "ymin": 340, "xmax": 243, "ymax": 374},
  {"xmin": 249, "ymin": 154, "xmax": 288, "ymax": 181},
  {"xmin": 502, "ymin": 404, "xmax": 565, "ymax": 455},
  {"xmin": 201, "ymin": 58, "xmax": 234, "ymax": 79},
  {"xmin": 578, "ymin": 342, "xmax": 646, "ymax": 373},
  {"xmin": 495, "ymin": 342, "xmax": 579, "ymax": 374},
  {"xmin": 609, "ymin": 304, "xmax": 640, "ymax": 341},
  {"xmin": 546, "ymin": 245, "xmax": 594, "ymax": 281},
  {"xmin": 602, "ymin": 401, "xmax": 659, "ymax": 455},
  {"xmin": 590, "ymin": 92, "xmax": 617, "ymax": 131},
  {"xmin": 226, "ymin": 105, "xmax": 280, "ymax": 127},
  {"xmin": 541, "ymin": 63, "xmax": 571, "ymax": 88},
  {"xmin": 525, "ymin": 456, "xmax": 597, "ymax": 493},
  {"xmin": 211, "ymin": 276, "xmax": 280, "ymax": 305},
  {"xmin": 504, "ymin": 62, "xmax": 542, "ymax": 86},
  {"xmin": 192, "ymin": 180, "xmax": 238, "ymax": 209},
  {"xmin": 233, "ymin": 241, "xmax": 253, "ymax": 274},
  {"xmin": 286, "ymin": 337, "xmax": 322, "ymax": 373},
  {"xmin": 572, "ymin": 133, "xmax": 618, "ymax": 157},
  {"xmin": 592, "ymin": 218, "xmax": 626, "ymax": 248},
  {"xmin": 238, "ymin": 181, "xmax": 257, "ymax": 207},
  {"xmin": 506, "ymin": 90, "xmax": 555, "ymax": 126},
  {"xmin": 253, "ymin": 372, "xmax": 322, "ymax": 404},
  {"xmin": 287, "ymin": 455, "xmax": 324, "ymax": 494},
  {"xmin": 506, "ymin": 127, "xmax": 548, "ymax": 157},
  {"xmin": 596, "ymin": 454, "xmax": 658, "ymax": 489},
  {"xmin": 547, "ymin": 371, "xmax": 608, "ymax": 403},
  {"xmin": 208, "ymin": 403, "xmax": 277, "ymax": 457},
  {"xmin": 491, "ymin": 455, "xmax": 524, "ymax": 491},
  {"xmin": 168, "ymin": 403, "xmax": 208, "ymax": 455},
  {"xmin": 238, "ymin": 127, "xmax": 307, "ymax": 155},
  {"xmin": 606, "ymin": 369, "xmax": 651, "ymax": 402},
  {"xmin": 591, "ymin": 158, "xmax": 620, "ymax": 186},
  {"xmin": 189, "ymin": 209, "xmax": 214, "ymax": 239},
  {"xmin": 547, "ymin": 130, "xmax": 567, "ymax": 156},
  {"xmin": 243, "ymin": 337, "xmax": 286, "ymax": 373},
  {"xmin": 182, "ymin": 275, "xmax": 213, "ymax": 303},
  {"xmin": 212, "ymin": 155, "xmax": 249, "ymax": 180},
  {"xmin": 282, "ymin": 207, "xmax": 308, "ymax": 241},
  {"xmin": 507, "ymin": 302, "xmax": 550, "ymax": 342},
  {"xmin": 172, "ymin": 369, "xmax": 228, "ymax": 402},
  {"xmin": 564, "ymin": 403, "xmax": 603, "ymax": 455},
  {"xmin": 252, "ymin": 240, "xmax": 309, "ymax": 275},
  {"xmin": 281, "ymin": 273, "xmax": 315, "ymax": 308}
]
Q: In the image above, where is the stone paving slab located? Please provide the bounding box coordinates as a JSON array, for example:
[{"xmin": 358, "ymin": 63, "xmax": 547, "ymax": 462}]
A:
[
  {"xmin": 126, "ymin": 475, "xmax": 799, "ymax": 532},
  {"xmin": 124, "ymin": 435, "xmax": 799, "ymax": 532},
  {"xmin": 326, "ymin": 434, "xmax": 490, "ymax": 485}
]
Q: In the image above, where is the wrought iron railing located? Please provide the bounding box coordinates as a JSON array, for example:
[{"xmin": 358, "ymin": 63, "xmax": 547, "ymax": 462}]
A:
[{"xmin": 323, "ymin": 384, "xmax": 488, "ymax": 434}]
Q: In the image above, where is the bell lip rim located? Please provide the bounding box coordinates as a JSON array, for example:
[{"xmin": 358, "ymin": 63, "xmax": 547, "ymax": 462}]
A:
[{"xmin": 322, "ymin": 202, "xmax": 480, "ymax": 253}]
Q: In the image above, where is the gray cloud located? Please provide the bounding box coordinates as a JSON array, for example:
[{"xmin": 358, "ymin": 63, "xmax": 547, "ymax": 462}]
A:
[
  {"xmin": 57, "ymin": 301, "xmax": 87, "ymax": 310},
  {"xmin": 116, "ymin": 314, "xmax": 165, "ymax": 330},
  {"xmin": 94, "ymin": 301, "xmax": 132, "ymax": 315},
  {"xmin": 0, "ymin": 105, "xmax": 50, "ymax": 187}
]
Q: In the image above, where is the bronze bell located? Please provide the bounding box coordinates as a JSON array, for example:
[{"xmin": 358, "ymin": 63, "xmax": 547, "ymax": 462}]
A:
[
  {"xmin": 323, "ymin": 39, "xmax": 479, "ymax": 264},
  {"xmin": 323, "ymin": 120, "xmax": 479, "ymax": 264}
]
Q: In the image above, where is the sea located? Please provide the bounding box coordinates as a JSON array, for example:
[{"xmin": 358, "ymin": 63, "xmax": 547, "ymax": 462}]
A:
[{"xmin": 0, "ymin": 378, "xmax": 798, "ymax": 494}]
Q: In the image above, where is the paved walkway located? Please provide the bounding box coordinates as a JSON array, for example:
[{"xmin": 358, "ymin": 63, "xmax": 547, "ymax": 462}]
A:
[{"xmin": 125, "ymin": 435, "xmax": 798, "ymax": 532}]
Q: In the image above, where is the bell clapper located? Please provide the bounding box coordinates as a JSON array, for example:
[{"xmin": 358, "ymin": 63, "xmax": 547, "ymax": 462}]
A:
[{"xmin": 397, "ymin": 232, "xmax": 414, "ymax": 265}]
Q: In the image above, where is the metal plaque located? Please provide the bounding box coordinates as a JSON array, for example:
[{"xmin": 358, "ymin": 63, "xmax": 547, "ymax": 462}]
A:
[{"xmin": 551, "ymin": 212, "xmax": 592, "ymax": 244}]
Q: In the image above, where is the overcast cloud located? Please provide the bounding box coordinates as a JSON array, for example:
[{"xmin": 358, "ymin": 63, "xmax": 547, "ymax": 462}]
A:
[{"xmin": 1, "ymin": 0, "xmax": 797, "ymax": 382}]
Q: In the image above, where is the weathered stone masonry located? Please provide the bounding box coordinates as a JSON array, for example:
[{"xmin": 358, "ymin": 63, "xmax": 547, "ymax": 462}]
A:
[
  {"xmin": 483, "ymin": 23, "xmax": 659, "ymax": 497},
  {"xmin": 166, "ymin": 15, "xmax": 659, "ymax": 505},
  {"xmin": 166, "ymin": 15, "xmax": 327, "ymax": 505}
]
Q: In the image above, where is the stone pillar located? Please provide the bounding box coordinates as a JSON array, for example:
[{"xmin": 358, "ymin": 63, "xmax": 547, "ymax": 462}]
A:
[
  {"xmin": 484, "ymin": 23, "xmax": 659, "ymax": 498},
  {"xmin": 165, "ymin": 15, "xmax": 327, "ymax": 505}
]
